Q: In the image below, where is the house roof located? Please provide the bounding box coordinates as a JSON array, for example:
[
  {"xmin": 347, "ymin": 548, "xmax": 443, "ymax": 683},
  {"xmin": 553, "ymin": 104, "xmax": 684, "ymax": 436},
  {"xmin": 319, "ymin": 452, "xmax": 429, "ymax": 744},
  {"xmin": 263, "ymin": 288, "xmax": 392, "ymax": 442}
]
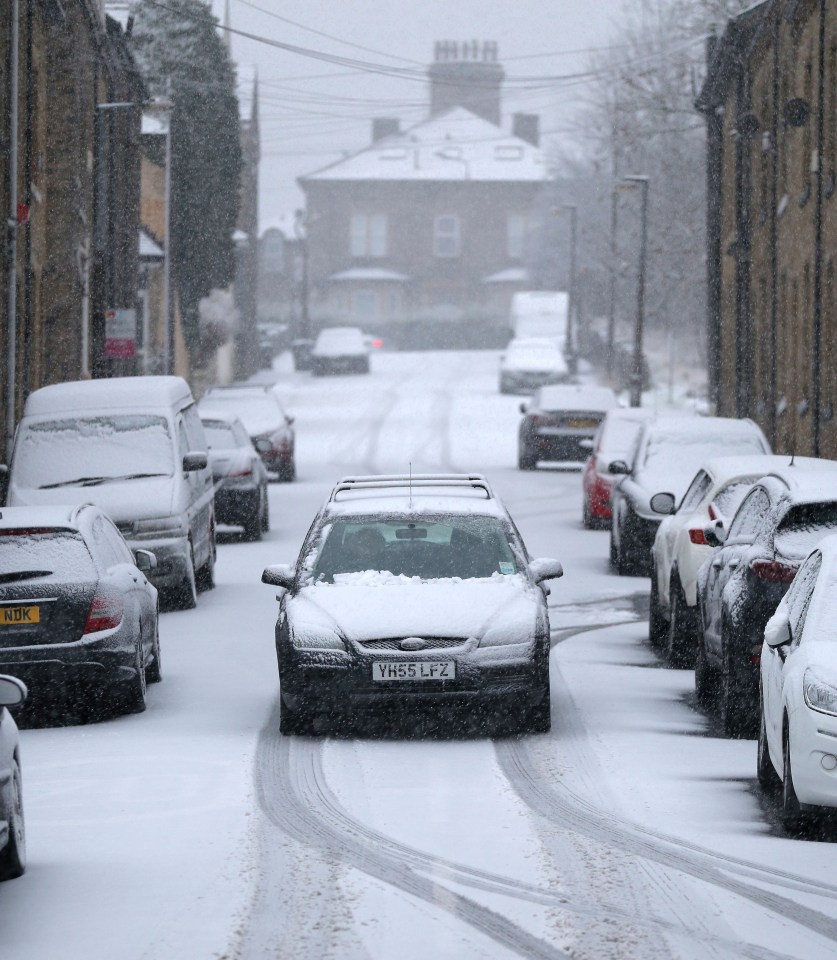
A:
[
  {"xmin": 483, "ymin": 267, "xmax": 530, "ymax": 284},
  {"xmin": 299, "ymin": 107, "xmax": 545, "ymax": 185},
  {"xmin": 327, "ymin": 268, "xmax": 410, "ymax": 283},
  {"xmin": 139, "ymin": 229, "xmax": 163, "ymax": 259},
  {"xmin": 695, "ymin": 1, "xmax": 770, "ymax": 112}
]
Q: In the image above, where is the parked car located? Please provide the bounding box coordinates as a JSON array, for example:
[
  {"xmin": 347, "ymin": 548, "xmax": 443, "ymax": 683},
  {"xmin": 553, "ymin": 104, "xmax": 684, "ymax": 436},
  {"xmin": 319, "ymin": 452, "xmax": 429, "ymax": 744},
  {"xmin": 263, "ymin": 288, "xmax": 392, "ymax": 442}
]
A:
[
  {"xmin": 200, "ymin": 385, "xmax": 296, "ymax": 482},
  {"xmin": 291, "ymin": 338, "xmax": 315, "ymax": 371},
  {"xmin": 261, "ymin": 473, "xmax": 563, "ymax": 736},
  {"xmin": 758, "ymin": 535, "xmax": 837, "ymax": 830},
  {"xmin": 2, "ymin": 376, "xmax": 214, "ymax": 610},
  {"xmin": 0, "ymin": 504, "xmax": 161, "ymax": 718},
  {"xmin": 201, "ymin": 413, "xmax": 270, "ymax": 541},
  {"xmin": 0, "ymin": 674, "xmax": 27, "ymax": 881},
  {"xmin": 609, "ymin": 415, "xmax": 770, "ymax": 576},
  {"xmin": 649, "ymin": 454, "xmax": 790, "ymax": 664},
  {"xmin": 581, "ymin": 407, "xmax": 653, "ymax": 528},
  {"xmin": 311, "ymin": 327, "xmax": 370, "ymax": 375},
  {"xmin": 696, "ymin": 461, "xmax": 837, "ymax": 737},
  {"xmin": 499, "ymin": 337, "xmax": 568, "ymax": 394},
  {"xmin": 518, "ymin": 385, "xmax": 618, "ymax": 470}
]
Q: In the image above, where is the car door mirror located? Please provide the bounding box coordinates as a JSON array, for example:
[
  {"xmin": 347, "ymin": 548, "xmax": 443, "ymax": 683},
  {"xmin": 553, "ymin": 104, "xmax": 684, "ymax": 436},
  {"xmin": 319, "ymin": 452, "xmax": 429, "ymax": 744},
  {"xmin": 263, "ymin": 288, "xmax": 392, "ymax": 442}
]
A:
[
  {"xmin": 262, "ymin": 563, "xmax": 296, "ymax": 591},
  {"xmin": 528, "ymin": 557, "xmax": 564, "ymax": 583},
  {"xmin": 608, "ymin": 460, "xmax": 630, "ymax": 476},
  {"xmin": 703, "ymin": 520, "xmax": 727, "ymax": 547},
  {"xmin": 650, "ymin": 491, "xmax": 676, "ymax": 515},
  {"xmin": 183, "ymin": 451, "xmax": 208, "ymax": 472},
  {"xmin": 285, "ymin": 415, "xmax": 295, "ymax": 426},
  {"xmin": 519, "ymin": 402, "xmax": 528, "ymax": 414},
  {"xmin": 764, "ymin": 609, "xmax": 791, "ymax": 648},
  {"xmin": 0, "ymin": 674, "xmax": 27, "ymax": 707},
  {"xmin": 133, "ymin": 549, "xmax": 157, "ymax": 573}
]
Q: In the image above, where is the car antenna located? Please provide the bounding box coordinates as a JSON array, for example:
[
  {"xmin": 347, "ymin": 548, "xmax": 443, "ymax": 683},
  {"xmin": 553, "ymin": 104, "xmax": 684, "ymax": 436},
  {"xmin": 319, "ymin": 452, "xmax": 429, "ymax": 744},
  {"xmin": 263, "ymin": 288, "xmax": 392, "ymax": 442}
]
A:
[{"xmin": 409, "ymin": 461, "xmax": 413, "ymax": 509}]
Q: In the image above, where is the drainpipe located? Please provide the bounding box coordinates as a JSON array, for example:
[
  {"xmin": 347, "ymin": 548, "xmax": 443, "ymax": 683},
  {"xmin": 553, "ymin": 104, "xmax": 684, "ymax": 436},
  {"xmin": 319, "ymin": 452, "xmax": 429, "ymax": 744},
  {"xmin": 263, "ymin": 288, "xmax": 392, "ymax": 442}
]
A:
[
  {"xmin": 5, "ymin": 0, "xmax": 20, "ymax": 457},
  {"xmin": 812, "ymin": 0, "xmax": 826, "ymax": 456},
  {"xmin": 768, "ymin": 10, "xmax": 780, "ymax": 447}
]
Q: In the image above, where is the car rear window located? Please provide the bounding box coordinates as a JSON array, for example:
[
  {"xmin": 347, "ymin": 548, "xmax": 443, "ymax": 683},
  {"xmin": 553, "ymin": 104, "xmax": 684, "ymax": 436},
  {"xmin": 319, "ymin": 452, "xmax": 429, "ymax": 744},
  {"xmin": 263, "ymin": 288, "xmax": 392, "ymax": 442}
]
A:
[
  {"xmin": 713, "ymin": 478, "xmax": 758, "ymax": 517},
  {"xmin": 307, "ymin": 516, "xmax": 520, "ymax": 582},
  {"xmin": 203, "ymin": 422, "xmax": 237, "ymax": 448},
  {"xmin": 0, "ymin": 530, "xmax": 97, "ymax": 583},
  {"xmin": 775, "ymin": 503, "xmax": 837, "ymax": 557},
  {"xmin": 643, "ymin": 430, "xmax": 764, "ymax": 471}
]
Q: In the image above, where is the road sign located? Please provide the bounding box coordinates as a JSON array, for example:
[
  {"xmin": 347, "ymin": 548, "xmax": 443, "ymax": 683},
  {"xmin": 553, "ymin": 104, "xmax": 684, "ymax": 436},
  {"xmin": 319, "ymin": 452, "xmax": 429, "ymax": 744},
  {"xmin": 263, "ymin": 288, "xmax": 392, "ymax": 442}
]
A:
[{"xmin": 105, "ymin": 308, "xmax": 136, "ymax": 359}]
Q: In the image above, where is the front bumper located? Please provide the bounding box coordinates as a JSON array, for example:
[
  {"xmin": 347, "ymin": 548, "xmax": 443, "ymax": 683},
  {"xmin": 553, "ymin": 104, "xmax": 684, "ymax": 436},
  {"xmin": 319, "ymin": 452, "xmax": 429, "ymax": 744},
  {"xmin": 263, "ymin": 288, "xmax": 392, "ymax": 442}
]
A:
[
  {"xmin": 278, "ymin": 638, "xmax": 546, "ymax": 711},
  {"xmin": 789, "ymin": 707, "xmax": 837, "ymax": 809},
  {"xmin": 125, "ymin": 534, "xmax": 191, "ymax": 589}
]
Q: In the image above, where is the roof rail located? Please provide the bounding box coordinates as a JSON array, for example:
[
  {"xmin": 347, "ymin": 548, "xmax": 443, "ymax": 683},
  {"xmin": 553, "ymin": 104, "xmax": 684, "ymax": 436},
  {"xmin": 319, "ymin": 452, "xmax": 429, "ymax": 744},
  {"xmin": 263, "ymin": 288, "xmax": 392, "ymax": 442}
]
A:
[{"xmin": 329, "ymin": 473, "xmax": 494, "ymax": 501}]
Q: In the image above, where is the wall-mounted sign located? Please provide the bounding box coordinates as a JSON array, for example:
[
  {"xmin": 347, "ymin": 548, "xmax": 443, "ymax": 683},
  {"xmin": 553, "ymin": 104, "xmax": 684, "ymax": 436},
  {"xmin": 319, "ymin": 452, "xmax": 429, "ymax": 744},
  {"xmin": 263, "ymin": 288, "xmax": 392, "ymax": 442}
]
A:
[{"xmin": 105, "ymin": 308, "xmax": 136, "ymax": 359}]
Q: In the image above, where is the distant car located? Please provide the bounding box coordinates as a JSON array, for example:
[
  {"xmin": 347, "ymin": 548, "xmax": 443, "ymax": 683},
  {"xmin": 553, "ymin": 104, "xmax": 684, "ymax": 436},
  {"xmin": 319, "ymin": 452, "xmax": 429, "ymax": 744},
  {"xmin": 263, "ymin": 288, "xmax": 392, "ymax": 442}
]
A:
[
  {"xmin": 200, "ymin": 385, "xmax": 296, "ymax": 482},
  {"xmin": 311, "ymin": 327, "xmax": 370, "ymax": 375},
  {"xmin": 649, "ymin": 454, "xmax": 791, "ymax": 664},
  {"xmin": 499, "ymin": 338, "xmax": 568, "ymax": 394},
  {"xmin": 518, "ymin": 385, "xmax": 618, "ymax": 470},
  {"xmin": 261, "ymin": 473, "xmax": 563, "ymax": 736},
  {"xmin": 0, "ymin": 504, "xmax": 161, "ymax": 718},
  {"xmin": 581, "ymin": 407, "xmax": 652, "ymax": 528},
  {"xmin": 201, "ymin": 413, "xmax": 270, "ymax": 541},
  {"xmin": 0, "ymin": 674, "xmax": 27, "ymax": 881},
  {"xmin": 696, "ymin": 462, "xmax": 837, "ymax": 737},
  {"xmin": 609, "ymin": 415, "xmax": 770, "ymax": 576},
  {"xmin": 759, "ymin": 535, "xmax": 837, "ymax": 830},
  {"xmin": 291, "ymin": 338, "xmax": 315, "ymax": 372}
]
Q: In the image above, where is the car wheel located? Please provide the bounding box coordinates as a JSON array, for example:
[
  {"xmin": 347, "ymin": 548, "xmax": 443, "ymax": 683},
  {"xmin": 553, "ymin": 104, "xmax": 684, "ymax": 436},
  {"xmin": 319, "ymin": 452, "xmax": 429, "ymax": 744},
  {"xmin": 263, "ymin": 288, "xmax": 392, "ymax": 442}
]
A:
[
  {"xmin": 518, "ymin": 446, "xmax": 537, "ymax": 471},
  {"xmin": 261, "ymin": 489, "xmax": 270, "ymax": 532},
  {"xmin": 781, "ymin": 722, "xmax": 809, "ymax": 832},
  {"xmin": 0, "ymin": 758, "xmax": 26, "ymax": 881},
  {"xmin": 279, "ymin": 694, "xmax": 318, "ymax": 736},
  {"xmin": 648, "ymin": 569, "xmax": 666, "ymax": 647},
  {"xmin": 243, "ymin": 499, "xmax": 263, "ymax": 541},
  {"xmin": 196, "ymin": 530, "xmax": 216, "ymax": 592},
  {"xmin": 666, "ymin": 578, "xmax": 696, "ymax": 668},
  {"xmin": 757, "ymin": 700, "xmax": 780, "ymax": 790},
  {"xmin": 719, "ymin": 624, "xmax": 753, "ymax": 738},
  {"xmin": 521, "ymin": 689, "xmax": 551, "ymax": 734},
  {"xmin": 694, "ymin": 629, "xmax": 717, "ymax": 706},
  {"xmin": 146, "ymin": 615, "xmax": 162, "ymax": 684},
  {"xmin": 278, "ymin": 457, "xmax": 296, "ymax": 483},
  {"xmin": 114, "ymin": 641, "xmax": 147, "ymax": 716},
  {"xmin": 168, "ymin": 547, "xmax": 198, "ymax": 611},
  {"xmin": 582, "ymin": 500, "xmax": 595, "ymax": 530}
]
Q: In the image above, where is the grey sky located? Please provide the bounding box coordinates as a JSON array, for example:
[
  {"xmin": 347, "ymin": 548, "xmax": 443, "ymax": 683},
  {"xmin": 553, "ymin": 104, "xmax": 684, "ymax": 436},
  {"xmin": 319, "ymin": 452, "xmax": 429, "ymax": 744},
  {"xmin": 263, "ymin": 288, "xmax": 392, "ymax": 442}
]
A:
[{"xmin": 210, "ymin": 0, "xmax": 622, "ymax": 227}]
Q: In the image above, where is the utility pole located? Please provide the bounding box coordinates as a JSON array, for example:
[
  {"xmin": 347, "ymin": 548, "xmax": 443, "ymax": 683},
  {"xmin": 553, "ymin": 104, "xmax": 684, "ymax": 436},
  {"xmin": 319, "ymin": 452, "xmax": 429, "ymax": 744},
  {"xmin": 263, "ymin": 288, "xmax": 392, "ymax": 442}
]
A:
[
  {"xmin": 5, "ymin": 0, "xmax": 20, "ymax": 456},
  {"xmin": 623, "ymin": 175, "xmax": 649, "ymax": 407},
  {"xmin": 161, "ymin": 90, "xmax": 173, "ymax": 375},
  {"xmin": 295, "ymin": 209, "xmax": 310, "ymax": 340},
  {"xmin": 607, "ymin": 186, "xmax": 618, "ymax": 376},
  {"xmin": 553, "ymin": 204, "xmax": 578, "ymax": 365}
]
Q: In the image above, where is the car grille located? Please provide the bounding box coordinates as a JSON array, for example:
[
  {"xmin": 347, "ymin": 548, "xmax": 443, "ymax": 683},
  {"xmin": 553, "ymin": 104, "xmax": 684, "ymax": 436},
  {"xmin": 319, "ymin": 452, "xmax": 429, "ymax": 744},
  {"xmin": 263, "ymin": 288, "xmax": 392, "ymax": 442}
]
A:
[{"xmin": 358, "ymin": 637, "xmax": 467, "ymax": 651}]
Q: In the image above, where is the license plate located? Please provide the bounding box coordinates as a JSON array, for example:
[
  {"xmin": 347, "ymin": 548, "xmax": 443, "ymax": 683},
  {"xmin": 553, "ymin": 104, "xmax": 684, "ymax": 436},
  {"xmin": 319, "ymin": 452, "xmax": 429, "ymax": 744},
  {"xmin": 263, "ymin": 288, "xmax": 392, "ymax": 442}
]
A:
[
  {"xmin": 0, "ymin": 605, "xmax": 40, "ymax": 625},
  {"xmin": 372, "ymin": 661, "xmax": 455, "ymax": 682},
  {"xmin": 566, "ymin": 418, "xmax": 598, "ymax": 429}
]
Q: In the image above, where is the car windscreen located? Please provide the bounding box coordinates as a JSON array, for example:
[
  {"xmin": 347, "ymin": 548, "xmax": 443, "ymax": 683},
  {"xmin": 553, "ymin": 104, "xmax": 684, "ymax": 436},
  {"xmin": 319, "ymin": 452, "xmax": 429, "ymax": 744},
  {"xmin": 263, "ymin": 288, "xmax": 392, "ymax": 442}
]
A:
[
  {"xmin": 14, "ymin": 415, "xmax": 174, "ymax": 490},
  {"xmin": 0, "ymin": 529, "xmax": 97, "ymax": 583},
  {"xmin": 712, "ymin": 478, "xmax": 758, "ymax": 517},
  {"xmin": 643, "ymin": 430, "xmax": 765, "ymax": 472},
  {"xmin": 599, "ymin": 416, "xmax": 645, "ymax": 461},
  {"xmin": 775, "ymin": 502, "xmax": 837, "ymax": 557},
  {"xmin": 203, "ymin": 422, "xmax": 238, "ymax": 449},
  {"xmin": 200, "ymin": 397, "xmax": 281, "ymax": 434},
  {"xmin": 306, "ymin": 515, "xmax": 521, "ymax": 582}
]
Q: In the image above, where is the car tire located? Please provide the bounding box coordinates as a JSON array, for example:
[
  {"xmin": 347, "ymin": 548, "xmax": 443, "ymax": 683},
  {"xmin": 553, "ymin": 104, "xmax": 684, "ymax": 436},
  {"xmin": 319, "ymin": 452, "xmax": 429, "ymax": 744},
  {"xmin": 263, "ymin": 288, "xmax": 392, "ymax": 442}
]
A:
[
  {"xmin": 518, "ymin": 446, "xmax": 537, "ymax": 471},
  {"xmin": 196, "ymin": 530, "xmax": 216, "ymax": 592},
  {"xmin": 169, "ymin": 547, "xmax": 198, "ymax": 611},
  {"xmin": 757, "ymin": 700, "xmax": 780, "ymax": 790},
  {"xmin": 115, "ymin": 641, "xmax": 147, "ymax": 716},
  {"xmin": 521, "ymin": 690, "xmax": 551, "ymax": 733},
  {"xmin": 648, "ymin": 570, "xmax": 667, "ymax": 647},
  {"xmin": 781, "ymin": 721, "xmax": 809, "ymax": 832},
  {"xmin": 279, "ymin": 695, "xmax": 318, "ymax": 736},
  {"xmin": 278, "ymin": 457, "xmax": 296, "ymax": 483},
  {"xmin": 666, "ymin": 578, "xmax": 695, "ymax": 668},
  {"xmin": 694, "ymin": 625, "xmax": 717, "ymax": 706},
  {"xmin": 261, "ymin": 490, "xmax": 270, "ymax": 533},
  {"xmin": 0, "ymin": 758, "xmax": 26, "ymax": 881},
  {"xmin": 243, "ymin": 500, "xmax": 263, "ymax": 542},
  {"xmin": 719, "ymin": 622, "xmax": 754, "ymax": 738},
  {"xmin": 146, "ymin": 616, "xmax": 162, "ymax": 684},
  {"xmin": 582, "ymin": 500, "xmax": 596, "ymax": 530}
]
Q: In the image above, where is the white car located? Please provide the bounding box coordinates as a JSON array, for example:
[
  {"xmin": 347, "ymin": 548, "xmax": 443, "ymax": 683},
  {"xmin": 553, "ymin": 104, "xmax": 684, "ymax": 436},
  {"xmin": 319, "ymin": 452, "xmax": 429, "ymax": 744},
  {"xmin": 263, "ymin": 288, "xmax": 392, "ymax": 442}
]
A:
[
  {"xmin": 311, "ymin": 327, "xmax": 370, "ymax": 375},
  {"xmin": 649, "ymin": 454, "xmax": 791, "ymax": 664},
  {"xmin": 0, "ymin": 674, "xmax": 27, "ymax": 881},
  {"xmin": 499, "ymin": 337, "xmax": 568, "ymax": 394},
  {"xmin": 759, "ymin": 534, "xmax": 837, "ymax": 830}
]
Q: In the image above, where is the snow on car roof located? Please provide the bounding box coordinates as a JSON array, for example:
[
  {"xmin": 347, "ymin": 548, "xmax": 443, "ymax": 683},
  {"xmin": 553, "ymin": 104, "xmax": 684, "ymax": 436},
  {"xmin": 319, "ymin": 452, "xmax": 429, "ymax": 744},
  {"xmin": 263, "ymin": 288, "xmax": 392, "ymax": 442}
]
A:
[
  {"xmin": 535, "ymin": 384, "xmax": 618, "ymax": 411},
  {"xmin": 323, "ymin": 494, "xmax": 508, "ymax": 520},
  {"xmin": 643, "ymin": 414, "xmax": 766, "ymax": 442},
  {"xmin": 0, "ymin": 504, "xmax": 89, "ymax": 531},
  {"xmin": 701, "ymin": 454, "xmax": 826, "ymax": 484},
  {"xmin": 22, "ymin": 376, "xmax": 194, "ymax": 417},
  {"xmin": 759, "ymin": 464, "xmax": 837, "ymax": 504}
]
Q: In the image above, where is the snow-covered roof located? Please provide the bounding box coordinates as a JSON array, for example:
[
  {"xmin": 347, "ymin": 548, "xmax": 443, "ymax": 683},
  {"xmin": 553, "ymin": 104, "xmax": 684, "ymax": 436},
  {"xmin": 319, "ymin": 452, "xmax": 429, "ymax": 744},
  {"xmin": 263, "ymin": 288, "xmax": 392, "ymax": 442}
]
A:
[
  {"xmin": 104, "ymin": 1, "xmax": 130, "ymax": 28},
  {"xmin": 142, "ymin": 112, "xmax": 169, "ymax": 136},
  {"xmin": 23, "ymin": 376, "xmax": 194, "ymax": 418},
  {"xmin": 327, "ymin": 268, "xmax": 410, "ymax": 283},
  {"xmin": 700, "ymin": 453, "xmax": 809, "ymax": 485},
  {"xmin": 759, "ymin": 462, "xmax": 837, "ymax": 502},
  {"xmin": 483, "ymin": 268, "xmax": 530, "ymax": 284},
  {"xmin": 534, "ymin": 385, "xmax": 619, "ymax": 413},
  {"xmin": 0, "ymin": 504, "xmax": 87, "ymax": 531},
  {"xmin": 139, "ymin": 230, "xmax": 163, "ymax": 259},
  {"xmin": 300, "ymin": 107, "xmax": 545, "ymax": 184}
]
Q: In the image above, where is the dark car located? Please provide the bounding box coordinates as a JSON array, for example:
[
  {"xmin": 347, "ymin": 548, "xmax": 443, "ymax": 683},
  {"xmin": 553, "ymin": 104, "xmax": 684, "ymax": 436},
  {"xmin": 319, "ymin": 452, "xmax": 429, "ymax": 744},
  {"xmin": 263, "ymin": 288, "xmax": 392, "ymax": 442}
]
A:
[
  {"xmin": 310, "ymin": 327, "xmax": 370, "ymax": 376},
  {"xmin": 201, "ymin": 413, "xmax": 270, "ymax": 541},
  {"xmin": 261, "ymin": 474, "xmax": 563, "ymax": 736},
  {"xmin": 518, "ymin": 385, "xmax": 618, "ymax": 470},
  {"xmin": 199, "ymin": 385, "xmax": 296, "ymax": 482},
  {"xmin": 609, "ymin": 415, "xmax": 770, "ymax": 576},
  {"xmin": 696, "ymin": 464, "xmax": 837, "ymax": 737},
  {"xmin": 0, "ymin": 504, "xmax": 161, "ymax": 718},
  {"xmin": 0, "ymin": 674, "xmax": 27, "ymax": 881}
]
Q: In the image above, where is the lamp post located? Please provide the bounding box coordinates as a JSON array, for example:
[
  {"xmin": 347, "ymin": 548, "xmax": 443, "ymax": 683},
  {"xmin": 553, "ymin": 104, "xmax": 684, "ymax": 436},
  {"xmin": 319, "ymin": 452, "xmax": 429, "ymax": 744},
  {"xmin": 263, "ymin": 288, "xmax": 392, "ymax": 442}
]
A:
[
  {"xmin": 622, "ymin": 175, "xmax": 649, "ymax": 407},
  {"xmin": 144, "ymin": 95, "xmax": 173, "ymax": 374},
  {"xmin": 607, "ymin": 186, "xmax": 618, "ymax": 376},
  {"xmin": 5, "ymin": 0, "xmax": 20, "ymax": 457},
  {"xmin": 294, "ymin": 209, "xmax": 310, "ymax": 340},
  {"xmin": 552, "ymin": 204, "xmax": 578, "ymax": 366}
]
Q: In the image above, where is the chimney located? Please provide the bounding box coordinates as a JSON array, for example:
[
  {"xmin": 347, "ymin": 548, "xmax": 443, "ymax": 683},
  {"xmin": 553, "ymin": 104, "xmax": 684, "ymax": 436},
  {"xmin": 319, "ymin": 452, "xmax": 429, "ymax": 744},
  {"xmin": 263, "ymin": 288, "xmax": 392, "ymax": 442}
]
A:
[
  {"xmin": 512, "ymin": 112, "xmax": 539, "ymax": 147},
  {"xmin": 428, "ymin": 41, "xmax": 505, "ymax": 125},
  {"xmin": 372, "ymin": 118, "xmax": 400, "ymax": 143}
]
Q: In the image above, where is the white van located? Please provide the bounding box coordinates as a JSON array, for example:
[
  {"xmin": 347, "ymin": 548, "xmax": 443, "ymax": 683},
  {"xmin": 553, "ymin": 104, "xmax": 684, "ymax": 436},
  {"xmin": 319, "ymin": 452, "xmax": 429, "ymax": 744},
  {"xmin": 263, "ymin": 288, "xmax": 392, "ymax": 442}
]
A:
[
  {"xmin": 510, "ymin": 291, "xmax": 569, "ymax": 346},
  {"xmin": 2, "ymin": 376, "xmax": 215, "ymax": 609}
]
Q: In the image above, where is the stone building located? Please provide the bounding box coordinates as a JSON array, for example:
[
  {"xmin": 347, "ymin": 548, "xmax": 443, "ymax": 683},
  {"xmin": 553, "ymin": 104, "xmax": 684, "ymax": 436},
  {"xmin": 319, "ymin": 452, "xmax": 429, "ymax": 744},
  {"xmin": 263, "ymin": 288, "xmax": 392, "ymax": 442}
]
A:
[
  {"xmin": 697, "ymin": 0, "xmax": 837, "ymax": 456},
  {"xmin": 0, "ymin": 0, "xmax": 143, "ymax": 459},
  {"xmin": 298, "ymin": 42, "xmax": 546, "ymax": 346}
]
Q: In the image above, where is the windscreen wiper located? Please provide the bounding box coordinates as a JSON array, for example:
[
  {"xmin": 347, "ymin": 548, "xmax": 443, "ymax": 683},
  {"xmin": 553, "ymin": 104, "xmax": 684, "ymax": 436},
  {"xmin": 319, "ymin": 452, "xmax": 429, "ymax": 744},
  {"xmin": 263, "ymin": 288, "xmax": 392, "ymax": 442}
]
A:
[
  {"xmin": 40, "ymin": 476, "xmax": 109, "ymax": 489},
  {"xmin": 0, "ymin": 569, "xmax": 52, "ymax": 584}
]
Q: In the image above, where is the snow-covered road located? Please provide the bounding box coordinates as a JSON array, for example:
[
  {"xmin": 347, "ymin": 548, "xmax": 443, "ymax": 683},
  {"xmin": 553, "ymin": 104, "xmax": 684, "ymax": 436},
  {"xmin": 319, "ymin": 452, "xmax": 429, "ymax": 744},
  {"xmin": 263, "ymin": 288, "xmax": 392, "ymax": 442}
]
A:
[{"xmin": 3, "ymin": 351, "xmax": 837, "ymax": 960}]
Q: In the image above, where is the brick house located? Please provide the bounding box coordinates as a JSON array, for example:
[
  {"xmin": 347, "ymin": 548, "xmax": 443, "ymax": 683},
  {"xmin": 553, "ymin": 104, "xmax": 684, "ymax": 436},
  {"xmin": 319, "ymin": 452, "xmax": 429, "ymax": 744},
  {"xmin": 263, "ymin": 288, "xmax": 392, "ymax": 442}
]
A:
[
  {"xmin": 697, "ymin": 0, "xmax": 837, "ymax": 457},
  {"xmin": 298, "ymin": 43, "xmax": 547, "ymax": 344}
]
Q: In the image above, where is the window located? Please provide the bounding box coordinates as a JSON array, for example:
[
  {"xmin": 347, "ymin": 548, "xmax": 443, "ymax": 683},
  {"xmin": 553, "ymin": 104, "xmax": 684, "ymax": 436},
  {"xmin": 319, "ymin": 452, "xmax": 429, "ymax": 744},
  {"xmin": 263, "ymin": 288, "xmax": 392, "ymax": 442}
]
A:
[
  {"xmin": 679, "ymin": 471, "xmax": 712, "ymax": 513},
  {"xmin": 507, "ymin": 213, "xmax": 530, "ymax": 259},
  {"xmin": 434, "ymin": 215, "xmax": 460, "ymax": 258},
  {"xmin": 785, "ymin": 552, "xmax": 821, "ymax": 644},
  {"xmin": 351, "ymin": 290, "xmax": 379, "ymax": 320},
  {"xmin": 350, "ymin": 213, "xmax": 387, "ymax": 257},
  {"xmin": 727, "ymin": 488, "xmax": 770, "ymax": 542}
]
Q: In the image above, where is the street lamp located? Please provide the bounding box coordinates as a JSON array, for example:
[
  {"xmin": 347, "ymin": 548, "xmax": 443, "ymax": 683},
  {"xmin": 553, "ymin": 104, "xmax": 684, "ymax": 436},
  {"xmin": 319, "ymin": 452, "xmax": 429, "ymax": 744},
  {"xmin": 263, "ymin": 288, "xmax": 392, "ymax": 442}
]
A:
[
  {"xmin": 621, "ymin": 175, "xmax": 649, "ymax": 407},
  {"xmin": 552, "ymin": 204, "xmax": 578, "ymax": 367},
  {"xmin": 144, "ymin": 95, "xmax": 174, "ymax": 374},
  {"xmin": 294, "ymin": 209, "xmax": 310, "ymax": 340}
]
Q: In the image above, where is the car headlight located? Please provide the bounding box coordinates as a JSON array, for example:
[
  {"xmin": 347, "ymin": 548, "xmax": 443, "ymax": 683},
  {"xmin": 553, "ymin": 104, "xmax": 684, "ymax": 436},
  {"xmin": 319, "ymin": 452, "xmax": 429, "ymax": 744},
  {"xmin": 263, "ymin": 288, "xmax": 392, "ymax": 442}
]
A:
[
  {"xmin": 290, "ymin": 627, "xmax": 347, "ymax": 651},
  {"xmin": 803, "ymin": 670, "xmax": 837, "ymax": 717},
  {"xmin": 133, "ymin": 515, "xmax": 188, "ymax": 538}
]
